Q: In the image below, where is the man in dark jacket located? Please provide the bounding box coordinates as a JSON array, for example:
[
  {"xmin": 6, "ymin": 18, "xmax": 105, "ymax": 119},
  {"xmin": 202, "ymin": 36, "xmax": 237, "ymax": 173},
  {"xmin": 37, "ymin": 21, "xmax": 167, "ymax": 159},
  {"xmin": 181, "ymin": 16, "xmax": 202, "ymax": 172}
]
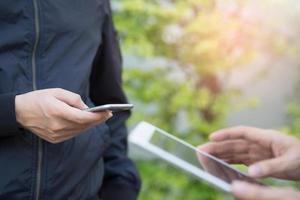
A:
[{"xmin": 0, "ymin": 0, "xmax": 141, "ymax": 199}]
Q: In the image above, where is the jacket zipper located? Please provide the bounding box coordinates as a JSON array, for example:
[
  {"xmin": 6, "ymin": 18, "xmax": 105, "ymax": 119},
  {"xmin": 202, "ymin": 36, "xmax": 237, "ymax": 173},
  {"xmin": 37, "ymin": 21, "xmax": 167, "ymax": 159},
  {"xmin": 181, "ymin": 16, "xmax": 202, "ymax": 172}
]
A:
[{"xmin": 32, "ymin": 0, "xmax": 43, "ymax": 200}]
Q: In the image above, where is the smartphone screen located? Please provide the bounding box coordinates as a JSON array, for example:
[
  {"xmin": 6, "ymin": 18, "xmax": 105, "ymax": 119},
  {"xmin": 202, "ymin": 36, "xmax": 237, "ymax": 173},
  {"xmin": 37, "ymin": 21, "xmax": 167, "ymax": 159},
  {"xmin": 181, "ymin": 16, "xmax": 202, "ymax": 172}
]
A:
[{"xmin": 149, "ymin": 129, "xmax": 263, "ymax": 185}]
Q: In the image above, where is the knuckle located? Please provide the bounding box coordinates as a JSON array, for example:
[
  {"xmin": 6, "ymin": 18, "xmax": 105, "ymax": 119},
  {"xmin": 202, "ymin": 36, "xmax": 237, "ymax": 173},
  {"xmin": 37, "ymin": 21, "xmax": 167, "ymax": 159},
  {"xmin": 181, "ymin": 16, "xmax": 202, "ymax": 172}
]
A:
[
  {"xmin": 47, "ymin": 135, "xmax": 58, "ymax": 144},
  {"xmin": 49, "ymin": 122, "xmax": 63, "ymax": 132},
  {"xmin": 47, "ymin": 107, "xmax": 61, "ymax": 117},
  {"xmin": 74, "ymin": 94, "xmax": 82, "ymax": 101},
  {"xmin": 74, "ymin": 115, "xmax": 85, "ymax": 124},
  {"xmin": 72, "ymin": 94, "xmax": 83, "ymax": 106},
  {"xmin": 48, "ymin": 134, "xmax": 63, "ymax": 144},
  {"xmin": 50, "ymin": 110, "xmax": 60, "ymax": 118},
  {"xmin": 49, "ymin": 138, "xmax": 61, "ymax": 144}
]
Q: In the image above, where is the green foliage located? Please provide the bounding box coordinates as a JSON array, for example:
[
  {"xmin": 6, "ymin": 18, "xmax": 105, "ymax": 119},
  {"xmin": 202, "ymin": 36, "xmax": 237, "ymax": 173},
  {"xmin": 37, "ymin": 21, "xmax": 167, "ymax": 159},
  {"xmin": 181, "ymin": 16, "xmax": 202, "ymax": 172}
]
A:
[
  {"xmin": 286, "ymin": 103, "xmax": 300, "ymax": 138},
  {"xmin": 285, "ymin": 80, "xmax": 300, "ymax": 138},
  {"xmin": 137, "ymin": 160, "xmax": 232, "ymax": 200},
  {"xmin": 113, "ymin": 0, "xmax": 276, "ymax": 75},
  {"xmin": 123, "ymin": 67, "xmax": 233, "ymax": 145}
]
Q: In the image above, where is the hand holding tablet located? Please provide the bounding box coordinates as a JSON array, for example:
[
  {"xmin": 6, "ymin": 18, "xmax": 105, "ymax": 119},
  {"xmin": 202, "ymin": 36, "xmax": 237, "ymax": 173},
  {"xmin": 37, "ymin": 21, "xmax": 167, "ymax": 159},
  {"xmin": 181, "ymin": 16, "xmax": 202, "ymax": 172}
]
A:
[
  {"xmin": 130, "ymin": 122, "xmax": 300, "ymax": 200},
  {"xmin": 129, "ymin": 122, "xmax": 263, "ymax": 193}
]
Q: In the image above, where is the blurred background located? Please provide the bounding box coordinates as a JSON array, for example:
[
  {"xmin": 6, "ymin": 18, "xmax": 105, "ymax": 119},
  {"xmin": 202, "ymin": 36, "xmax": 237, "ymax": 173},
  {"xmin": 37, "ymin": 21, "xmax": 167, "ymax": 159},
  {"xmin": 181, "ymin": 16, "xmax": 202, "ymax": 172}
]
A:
[{"xmin": 111, "ymin": 0, "xmax": 300, "ymax": 199}]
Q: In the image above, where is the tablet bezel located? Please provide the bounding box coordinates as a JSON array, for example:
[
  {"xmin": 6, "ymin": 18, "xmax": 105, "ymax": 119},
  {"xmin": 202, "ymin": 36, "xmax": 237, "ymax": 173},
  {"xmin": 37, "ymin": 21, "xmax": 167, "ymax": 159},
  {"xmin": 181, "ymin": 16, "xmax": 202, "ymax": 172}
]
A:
[{"xmin": 129, "ymin": 121, "xmax": 233, "ymax": 193}]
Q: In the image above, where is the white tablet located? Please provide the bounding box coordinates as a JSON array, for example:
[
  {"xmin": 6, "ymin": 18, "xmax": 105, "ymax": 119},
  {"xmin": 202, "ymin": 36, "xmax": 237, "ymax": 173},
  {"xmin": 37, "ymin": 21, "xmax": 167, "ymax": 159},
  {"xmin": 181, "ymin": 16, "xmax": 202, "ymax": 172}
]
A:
[{"xmin": 129, "ymin": 122, "xmax": 263, "ymax": 193}]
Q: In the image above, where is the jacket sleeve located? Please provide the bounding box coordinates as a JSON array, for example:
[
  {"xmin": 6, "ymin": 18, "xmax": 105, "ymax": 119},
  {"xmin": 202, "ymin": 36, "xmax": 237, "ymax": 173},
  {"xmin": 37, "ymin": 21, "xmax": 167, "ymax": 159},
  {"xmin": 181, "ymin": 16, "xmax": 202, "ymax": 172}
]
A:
[
  {"xmin": 0, "ymin": 93, "xmax": 22, "ymax": 137},
  {"xmin": 89, "ymin": 1, "xmax": 141, "ymax": 199}
]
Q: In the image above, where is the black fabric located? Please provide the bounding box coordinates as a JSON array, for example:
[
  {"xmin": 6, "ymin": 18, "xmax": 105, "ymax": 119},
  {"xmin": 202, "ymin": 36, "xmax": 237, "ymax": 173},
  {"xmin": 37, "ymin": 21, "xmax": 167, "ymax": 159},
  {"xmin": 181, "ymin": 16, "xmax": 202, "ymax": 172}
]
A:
[
  {"xmin": 97, "ymin": 113, "xmax": 141, "ymax": 200},
  {"xmin": 0, "ymin": 93, "xmax": 21, "ymax": 136},
  {"xmin": 90, "ymin": 0, "xmax": 126, "ymax": 105},
  {"xmin": 90, "ymin": 1, "xmax": 141, "ymax": 199},
  {"xmin": 99, "ymin": 181, "xmax": 139, "ymax": 200},
  {"xmin": 0, "ymin": 0, "xmax": 141, "ymax": 199}
]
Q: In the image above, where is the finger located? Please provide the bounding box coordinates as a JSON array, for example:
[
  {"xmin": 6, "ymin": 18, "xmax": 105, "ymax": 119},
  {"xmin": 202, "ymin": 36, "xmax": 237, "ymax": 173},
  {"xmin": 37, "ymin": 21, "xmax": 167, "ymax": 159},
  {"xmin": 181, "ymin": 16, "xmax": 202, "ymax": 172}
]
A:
[
  {"xmin": 210, "ymin": 126, "xmax": 264, "ymax": 141},
  {"xmin": 232, "ymin": 181, "xmax": 299, "ymax": 200},
  {"xmin": 78, "ymin": 110, "xmax": 113, "ymax": 124},
  {"xmin": 31, "ymin": 114, "xmax": 108, "ymax": 144},
  {"xmin": 31, "ymin": 128, "xmax": 54, "ymax": 142},
  {"xmin": 196, "ymin": 151, "xmax": 235, "ymax": 182},
  {"xmin": 34, "ymin": 126, "xmax": 86, "ymax": 144},
  {"xmin": 224, "ymin": 147, "xmax": 273, "ymax": 166},
  {"xmin": 199, "ymin": 142, "xmax": 250, "ymax": 166},
  {"xmin": 198, "ymin": 140, "xmax": 249, "ymax": 158},
  {"xmin": 48, "ymin": 129, "xmax": 87, "ymax": 143},
  {"xmin": 49, "ymin": 120, "xmax": 110, "ymax": 143},
  {"xmin": 51, "ymin": 88, "xmax": 88, "ymax": 109},
  {"xmin": 199, "ymin": 140, "xmax": 273, "ymax": 167},
  {"xmin": 58, "ymin": 101, "xmax": 113, "ymax": 124},
  {"xmin": 248, "ymin": 156, "xmax": 290, "ymax": 178},
  {"xmin": 221, "ymin": 153, "xmax": 252, "ymax": 165},
  {"xmin": 210, "ymin": 126, "xmax": 272, "ymax": 147},
  {"xmin": 30, "ymin": 127, "xmax": 70, "ymax": 144}
]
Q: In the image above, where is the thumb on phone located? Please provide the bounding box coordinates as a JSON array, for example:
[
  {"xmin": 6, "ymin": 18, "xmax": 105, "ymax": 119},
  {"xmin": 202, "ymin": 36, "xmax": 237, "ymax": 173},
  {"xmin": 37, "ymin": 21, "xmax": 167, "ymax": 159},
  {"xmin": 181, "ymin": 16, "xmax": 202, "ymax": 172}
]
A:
[{"xmin": 51, "ymin": 88, "xmax": 88, "ymax": 109}]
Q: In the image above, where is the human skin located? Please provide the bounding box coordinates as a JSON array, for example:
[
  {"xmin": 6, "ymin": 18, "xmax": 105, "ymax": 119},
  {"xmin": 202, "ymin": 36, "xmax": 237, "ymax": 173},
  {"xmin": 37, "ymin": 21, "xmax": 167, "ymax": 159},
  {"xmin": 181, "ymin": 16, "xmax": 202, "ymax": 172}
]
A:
[
  {"xmin": 15, "ymin": 88, "xmax": 112, "ymax": 143},
  {"xmin": 199, "ymin": 126, "xmax": 300, "ymax": 200},
  {"xmin": 232, "ymin": 181, "xmax": 300, "ymax": 200}
]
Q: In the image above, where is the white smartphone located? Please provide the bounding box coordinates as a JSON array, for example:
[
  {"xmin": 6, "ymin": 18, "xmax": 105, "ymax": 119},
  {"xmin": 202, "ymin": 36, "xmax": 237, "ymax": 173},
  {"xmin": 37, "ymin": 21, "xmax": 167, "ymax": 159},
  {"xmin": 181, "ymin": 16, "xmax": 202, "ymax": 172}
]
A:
[
  {"xmin": 129, "ymin": 122, "xmax": 264, "ymax": 193},
  {"xmin": 84, "ymin": 104, "xmax": 134, "ymax": 112}
]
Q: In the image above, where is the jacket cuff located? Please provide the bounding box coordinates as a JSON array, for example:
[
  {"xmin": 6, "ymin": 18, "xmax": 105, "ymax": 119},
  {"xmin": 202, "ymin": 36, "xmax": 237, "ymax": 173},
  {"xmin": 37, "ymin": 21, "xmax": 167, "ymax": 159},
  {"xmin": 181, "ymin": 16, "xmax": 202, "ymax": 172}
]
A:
[
  {"xmin": 0, "ymin": 93, "xmax": 22, "ymax": 136},
  {"xmin": 99, "ymin": 182, "xmax": 140, "ymax": 200}
]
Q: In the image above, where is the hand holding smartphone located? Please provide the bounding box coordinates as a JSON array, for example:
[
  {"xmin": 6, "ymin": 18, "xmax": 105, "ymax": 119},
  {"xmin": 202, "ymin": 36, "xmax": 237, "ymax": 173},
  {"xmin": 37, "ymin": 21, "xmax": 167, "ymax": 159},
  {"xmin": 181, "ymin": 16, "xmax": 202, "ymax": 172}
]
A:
[{"xmin": 84, "ymin": 104, "xmax": 134, "ymax": 112}]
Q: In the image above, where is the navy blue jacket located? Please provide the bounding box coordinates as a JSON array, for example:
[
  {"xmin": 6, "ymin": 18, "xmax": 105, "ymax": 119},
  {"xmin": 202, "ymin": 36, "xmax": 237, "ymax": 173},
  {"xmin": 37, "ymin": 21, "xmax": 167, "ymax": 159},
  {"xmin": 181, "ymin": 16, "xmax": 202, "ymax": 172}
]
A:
[{"xmin": 0, "ymin": 0, "xmax": 141, "ymax": 199}]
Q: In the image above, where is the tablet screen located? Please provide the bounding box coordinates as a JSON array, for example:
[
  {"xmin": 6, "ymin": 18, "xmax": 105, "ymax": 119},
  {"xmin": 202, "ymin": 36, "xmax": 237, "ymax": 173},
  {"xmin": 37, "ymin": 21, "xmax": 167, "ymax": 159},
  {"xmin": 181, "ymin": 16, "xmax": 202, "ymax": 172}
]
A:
[{"xmin": 150, "ymin": 129, "xmax": 262, "ymax": 185}]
